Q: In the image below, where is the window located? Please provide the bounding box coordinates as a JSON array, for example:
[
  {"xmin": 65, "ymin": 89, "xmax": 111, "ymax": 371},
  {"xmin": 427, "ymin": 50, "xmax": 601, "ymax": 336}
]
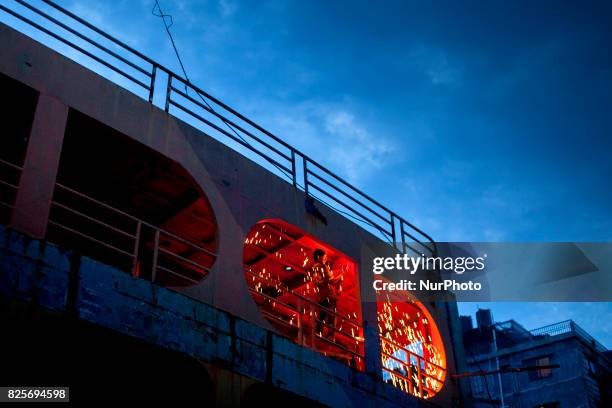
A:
[
  {"xmin": 48, "ymin": 111, "xmax": 218, "ymax": 287},
  {"xmin": 586, "ymin": 356, "xmax": 597, "ymax": 375},
  {"xmin": 243, "ymin": 219, "xmax": 364, "ymax": 371},
  {"xmin": 377, "ymin": 289, "xmax": 447, "ymax": 399},
  {"xmin": 527, "ymin": 356, "xmax": 553, "ymax": 381}
]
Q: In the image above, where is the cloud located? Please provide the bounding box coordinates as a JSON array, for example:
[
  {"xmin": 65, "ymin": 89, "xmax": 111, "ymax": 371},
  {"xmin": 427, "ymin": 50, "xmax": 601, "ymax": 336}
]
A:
[
  {"xmin": 238, "ymin": 98, "xmax": 397, "ymax": 185},
  {"xmin": 323, "ymin": 111, "xmax": 395, "ymax": 182},
  {"xmin": 426, "ymin": 53, "xmax": 460, "ymax": 85},
  {"xmin": 401, "ymin": 46, "xmax": 462, "ymax": 86},
  {"xmin": 67, "ymin": 1, "xmax": 143, "ymax": 48},
  {"xmin": 218, "ymin": 0, "xmax": 238, "ymax": 17}
]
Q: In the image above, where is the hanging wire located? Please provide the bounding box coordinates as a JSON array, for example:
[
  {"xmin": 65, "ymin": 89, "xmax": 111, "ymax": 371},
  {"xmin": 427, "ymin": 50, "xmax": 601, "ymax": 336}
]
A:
[
  {"xmin": 151, "ymin": 0, "xmax": 293, "ymax": 180},
  {"xmin": 150, "ymin": 0, "xmax": 397, "ymax": 247}
]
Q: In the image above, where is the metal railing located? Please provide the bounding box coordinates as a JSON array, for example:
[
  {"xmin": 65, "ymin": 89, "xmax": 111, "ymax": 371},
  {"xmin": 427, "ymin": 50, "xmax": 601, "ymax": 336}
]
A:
[
  {"xmin": 0, "ymin": 157, "xmax": 22, "ymax": 222},
  {"xmin": 245, "ymin": 268, "xmax": 365, "ymax": 370},
  {"xmin": 530, "ymin": 320, "xmax": 607, "ymax": 353},
  {"xmin": 47, "ymin": 182, "xmax": 215, "ymax": 286},
  {"xmin": 380, "ymin": 337, "xmax": 446, "ymax": 398},
  {"xmin": 0, "ymin": 0, "xmax": 436, "ymax": 256}
]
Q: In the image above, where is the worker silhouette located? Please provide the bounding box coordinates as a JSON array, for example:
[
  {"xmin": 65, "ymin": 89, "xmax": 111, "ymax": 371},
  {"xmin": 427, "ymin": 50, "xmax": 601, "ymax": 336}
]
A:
[{"xmin": 311, "ymin": 248, "xmax": 343, "ymax": 339}]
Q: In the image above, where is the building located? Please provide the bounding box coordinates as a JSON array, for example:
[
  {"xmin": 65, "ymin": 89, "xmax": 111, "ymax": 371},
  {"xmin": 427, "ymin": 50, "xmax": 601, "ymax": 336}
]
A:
[
  {"xmin": 0, "ymin": 1, "xmax": 469, "ymax": 406},
  {"xmin": 461, "ymin": 309, "xmax": 612, "ymax": 408}
]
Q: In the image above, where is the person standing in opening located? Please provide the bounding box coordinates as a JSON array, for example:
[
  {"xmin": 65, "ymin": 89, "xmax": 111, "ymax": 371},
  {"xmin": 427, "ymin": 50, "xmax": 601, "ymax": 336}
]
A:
[{"xmin": 311, "ymin": 248, "xmax": 343, "ymax": 339}]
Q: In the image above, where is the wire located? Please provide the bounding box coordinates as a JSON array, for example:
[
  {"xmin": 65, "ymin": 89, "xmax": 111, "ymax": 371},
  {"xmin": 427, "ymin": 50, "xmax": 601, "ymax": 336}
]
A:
[
  {"xmin": 151, "ymin": 0, "xmax": 294, "ymax": 180},
  {"xmin": 150, "ymin": 1, "xmax": 408, "ymax": 249},
  {"xmin": 466, "ymin": 347, "xmax": 494, "ymax": 403},
  {"xmin": 151, "ymin": 1, "xmax": 188, "ymax": 84}
]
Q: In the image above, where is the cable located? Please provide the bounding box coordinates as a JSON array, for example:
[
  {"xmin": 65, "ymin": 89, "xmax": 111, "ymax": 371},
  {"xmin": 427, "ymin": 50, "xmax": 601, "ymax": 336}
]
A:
[
  {"xmin": 150, "ymin": 1, "xmax": 407, "ymax": 248},
  {"xmin": 467, "ymin": 347, "xmax": 494, "ymax": 403},
  {"xmin": 151, "ymin": 0, "xmax": 294, "ymax": 181}
]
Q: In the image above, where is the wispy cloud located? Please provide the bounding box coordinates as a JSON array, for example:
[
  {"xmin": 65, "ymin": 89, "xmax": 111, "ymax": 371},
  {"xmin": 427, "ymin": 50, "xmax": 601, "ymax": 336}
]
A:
[
  {"xmin": 255, "ymin": 100, "xmax": 398, "ymax": 184},
  {"xmin": 218, "ymin": 0, "xmax": 238, "ymax": 17},
  {"xmin": 324, "ymin": 111, "xmax": 395, "ymax": 182},
  {"xmin": 401, "ymin": 46, "xmax": 462, "ymax": 86}
]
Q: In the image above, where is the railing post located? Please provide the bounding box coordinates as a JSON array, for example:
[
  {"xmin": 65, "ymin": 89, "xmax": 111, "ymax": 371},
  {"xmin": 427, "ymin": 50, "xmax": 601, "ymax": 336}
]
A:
[
  {"xmin": 151, "ymin": 229, "xmax": 160, "ymax": 283},
  {"xmin": 132, "ymin": 220, "xmax": 142, "ymax": 277},
  {"xmin": 291, "ymin": 150, "xmax": 297, "ymax": 187},
  {"xmin": 297, "ymin": 297, "xmax": 302, "ymax": 345},
  {"xmin": 302, "ymin": 156, "xmax": 309, "ymax": 195},
  {"xmin": 399, "ymin": 219, "xmax": 406, "ymax": 255},
  {"xmin": 311, "ymin": 304, "xmax": 316, "ymax": 350},
  {"xmin": 407, "ymin": 354, "xmax": 414, "ymax": 395},
  {"xmin": 390, "ymin": 213, "xmax": 396, "ymax": 249},
  {"xmin": 148, "ymin": 65, "xmax": 157, "ymax": 103},
  {"xmin": 164, "ymin": 74, "xmax": 172, "ymax": 113},
  {"xmin": 417, "ymin": 357, "xmax": 423, "ymax": 397}
]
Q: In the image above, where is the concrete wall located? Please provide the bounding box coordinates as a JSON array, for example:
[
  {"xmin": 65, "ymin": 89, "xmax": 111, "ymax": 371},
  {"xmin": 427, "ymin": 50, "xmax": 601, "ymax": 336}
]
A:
[
  {"xmin": 0, "ymin": 21, "xmax": 462, "ymax": 406},
  {"xmin": 0, "ymin": 224, "xmax": 436, "ymax": 407}
]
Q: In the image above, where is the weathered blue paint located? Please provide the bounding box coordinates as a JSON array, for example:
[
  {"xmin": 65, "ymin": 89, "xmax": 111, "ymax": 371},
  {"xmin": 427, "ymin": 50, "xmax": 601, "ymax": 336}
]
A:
[{"xmin": 0, "ymin": 225, "xmax": 430, "ymax": 407}]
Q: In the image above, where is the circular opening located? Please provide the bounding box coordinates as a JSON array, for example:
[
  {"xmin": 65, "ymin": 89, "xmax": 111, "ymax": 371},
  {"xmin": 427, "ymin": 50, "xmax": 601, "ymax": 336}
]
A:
[
  {"xmin": 48, "ymin": 110, "xmax": 218, "ymax": 287},
  {"xmin": 243, "ymin": 219, "xmax": 365, "ymax": 370},
  {"xmin": 378, "ymin": 288, "xmax": 447, "ymax": 398}
]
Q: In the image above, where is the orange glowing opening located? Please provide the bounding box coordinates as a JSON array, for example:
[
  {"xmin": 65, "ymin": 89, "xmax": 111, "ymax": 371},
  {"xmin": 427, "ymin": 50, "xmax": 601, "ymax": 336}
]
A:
[
  {"xmin": 377, "ymin": 284, "xmax": 446, "ymax": 398},
  {"xmin": 243, "ymin": 219, "xmax": 364, "ymax": 371}
]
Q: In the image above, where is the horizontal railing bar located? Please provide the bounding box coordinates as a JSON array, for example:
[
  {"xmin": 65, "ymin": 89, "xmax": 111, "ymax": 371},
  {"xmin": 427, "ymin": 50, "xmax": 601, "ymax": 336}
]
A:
[
  {"xmin": 1, "ymin": 0, "xmax": 438, "ymax": 256},
  {"xmin": 51, "ymin": 201, "xmax": 137, "ymax": 239},
  {"xmin": 55, "ymin": 183, "xmax": 140, "ymax": 223},
  {"xmin": 381, "ymin": 367, "xmax": 439, "ymax": 393},
  {"xmin": 40, "ymin": 0, "xmax": 159, "ymax": 67},
  {"xmin": 171, "ymin": 75, "xmax": 298, "ymax": 152},
  {"xmin": 0, "ymin": 5, "xmax": 149, "ymax": 90},
  {"xmin": 57, "ymin": 184, "xmax": 217, "ymax": 258},
  {"xmin": 313, "ymin": 316, "xmax": 365, "ymax": 344},
  {"xmin": 306, "ymin": 157, "xmax": 395, "ymax": 214},
  {"xmin": 158, "ymin": 247, "xmax": 211, "ymax": 272},
  {"xmin": 48, "ymin": 220, "xmax": 134, "ymax": 258},
  {"xmin": 402, "ymin": 228, "xmax": 434, "ymax": 256},
  {"xmin": 250, "ymin": 288, "xmax": 299, "ymax": 314},
  {"xmin": 402, "ymin": 242, "xmax": 424, "ymax": 257},
  {"xmin": 245, "ymin": 268, "xmax": 290, "ymax": 291},
  {"xmin": 0, "ymin": 200, "xmax": 15, "ymax": 209},
  {"xmin": 400, "ymin": 220, "xmax": 437, "ymax": 255},
  {"xmin": 175, "ymin": 73, "xmax": 436, "ymax": 250},
  {"xmin": 0, "ymin": 158, "xmax": 22, "ymax": 170},
  {"xmin": 171, "ymin": 87, "xmax": 293, "ymax": 162},
  {"xmin": 159, "ymin": 230, "xmax": 216, "ymax": 257},
  {"xmin": 307, "ymin": 183, "xmax": 393, "ymax": 238},
  {"xmin": 380, "ymin": 338, "xmax": 446, "ymax": 371},
  {"xmin": 245, "ymin": 270, "xmax": 362, "ymax": 328},
  {"xmin": 381, "ymin": 367, "xmax": 413, "ymax": 389},
  {"xmin": 381, "ymin": 351, "xmax": 415, "ymax": 368},
  {"xmin": 382, "ymin": 364, "xmax": 441, "ymax": 390},
  {"xmin": 314, "ymin": 332, "xmax": 364, "ymax": 358},
  {"xmin": 169, "ymin": 100, "xmax": 293, "ymax": 176},
  {"xmin": 247, "ymin": 245, "xmax": 311, "ymax": 278},
  {"xmin": 381, "ymin": 351, "xmax": 445, "ymax": 375},
  {"xmin": 155, "ymin": 264, "xmax": 201, "ymax": 285},
  {"xmin": 306, "ymin": 156, "xmax": 438, "ymax": 251},
  {"xmin": 0, "ymin": 178, "xmax": 18, "ymax": 190},
  {"xmin": 307, "ymin": 170, "xmax": 391, "ymax": 224},
  {"xmin": 260, "ymin": 308, "xmax": 297, "ymax": 329},
  {"xmin": 14, "ymin": 0, "xmax": 151, "ymax": 77}
]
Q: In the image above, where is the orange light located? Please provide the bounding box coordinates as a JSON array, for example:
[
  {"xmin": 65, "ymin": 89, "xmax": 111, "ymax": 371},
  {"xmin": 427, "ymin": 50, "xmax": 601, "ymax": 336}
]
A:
[{"xmin": 377, "ymin": 287, "xmax": 446, "ymax": 399}]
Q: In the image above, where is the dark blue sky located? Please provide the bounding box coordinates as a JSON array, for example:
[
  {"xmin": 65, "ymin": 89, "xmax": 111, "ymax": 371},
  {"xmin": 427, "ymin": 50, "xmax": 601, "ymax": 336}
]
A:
[
  {"xmin": 32, "ymin": 0, "xmax": 610, "ymax": 242},
  {"xmin": 3, "ymin": 0, "xmax": 610, "ymax": 344}
]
